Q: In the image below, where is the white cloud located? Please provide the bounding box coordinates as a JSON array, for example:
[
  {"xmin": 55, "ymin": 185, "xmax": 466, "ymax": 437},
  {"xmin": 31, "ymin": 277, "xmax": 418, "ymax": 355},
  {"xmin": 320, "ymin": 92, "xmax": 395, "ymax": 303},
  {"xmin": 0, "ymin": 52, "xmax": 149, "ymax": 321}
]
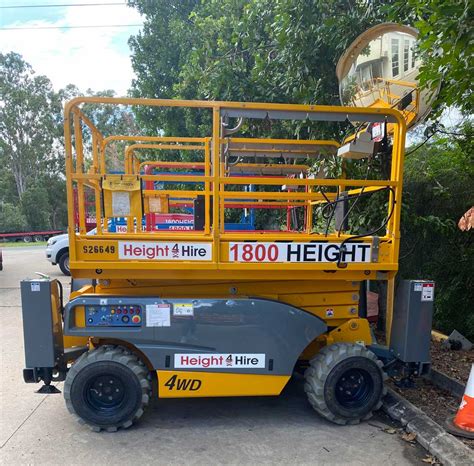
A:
[{"xmin": 0, "ymin": 3, "xmax": 143, "ymax": 94}]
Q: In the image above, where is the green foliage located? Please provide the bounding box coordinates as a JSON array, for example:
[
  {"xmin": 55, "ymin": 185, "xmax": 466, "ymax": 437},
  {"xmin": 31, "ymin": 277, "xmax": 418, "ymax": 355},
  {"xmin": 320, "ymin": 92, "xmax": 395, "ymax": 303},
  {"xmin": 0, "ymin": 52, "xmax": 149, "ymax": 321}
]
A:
[
  {"xmin": 0, "ymin": 54, "xmax": 141, "ymax": 233},
  {"xmin": 20, "ymin": 183, "xmax": 52, "ymax": 231},
  {"xmin": 400, "ymin": 122, "xmax": 474, "ymax": 338},
  {"xmin": 0, "ymin": 203, "xmax": 28, "ymax": 233},
  {"xmin": 128, "ymin": 0, "xmax": 386, "ymax": 138},
  {"xmin": 387, "ymin": 0, "xmax": 474, "ymax": 116},
  {"xmin": 43, "ymin": 175, "xmax": 68, "ymax": 230},
  {"xmin": 0, "ymin": 52, "xmax": 63, "ymax": 197}
]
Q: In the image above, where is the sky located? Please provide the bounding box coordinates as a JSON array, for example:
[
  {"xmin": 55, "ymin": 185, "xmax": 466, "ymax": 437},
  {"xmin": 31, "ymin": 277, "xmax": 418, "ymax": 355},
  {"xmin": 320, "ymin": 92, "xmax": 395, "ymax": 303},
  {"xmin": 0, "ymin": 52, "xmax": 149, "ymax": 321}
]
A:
[{"xmin": 0, "ymin": 0, "xmax": 144, "ymax": 94}]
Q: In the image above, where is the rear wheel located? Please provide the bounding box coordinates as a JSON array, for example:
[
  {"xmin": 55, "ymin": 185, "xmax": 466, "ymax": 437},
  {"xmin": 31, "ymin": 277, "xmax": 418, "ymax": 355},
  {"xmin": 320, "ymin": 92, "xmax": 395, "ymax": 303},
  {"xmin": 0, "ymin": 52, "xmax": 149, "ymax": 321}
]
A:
[
  {"xmin": 304, "ymin": 343, "xmax": 386, "ymax": 425},
  {"xmin": 58, "ymin": 251, "xmax": 70, "ymax": 276},
  {"xmin": 64, "ymin": 345, "xmax": 152, "ymax": 432},
  {"xmin": 22, "ymin": 235, "xmax": 32, "ymax": 243}
]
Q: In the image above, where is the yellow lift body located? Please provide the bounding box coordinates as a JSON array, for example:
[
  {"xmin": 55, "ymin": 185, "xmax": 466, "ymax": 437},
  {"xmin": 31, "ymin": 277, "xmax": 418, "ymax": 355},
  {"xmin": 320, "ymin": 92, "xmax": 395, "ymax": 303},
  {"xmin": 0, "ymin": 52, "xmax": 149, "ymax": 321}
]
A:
[{"xmin": 21, "ymin": 97, "xmax": 434, "ymax": 433}]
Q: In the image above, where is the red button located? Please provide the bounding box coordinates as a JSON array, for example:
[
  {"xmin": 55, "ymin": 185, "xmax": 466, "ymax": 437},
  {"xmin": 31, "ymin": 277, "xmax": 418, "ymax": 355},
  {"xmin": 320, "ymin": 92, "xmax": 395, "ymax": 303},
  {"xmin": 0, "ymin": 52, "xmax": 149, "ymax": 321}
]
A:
[
  {"xmin": 136, "ymin": 308, "xmax": 140, "ymax": 314},
  {"xmin": 132, "ymin": 315, "xmax": 141, "ymax": 324},
  {"xmin": 123, "ymin": 309, "xmax": 128, "ymax": 314},
  {"xmin": 130, "ymin": 308, "xmax": 134, "ymax": 314}
]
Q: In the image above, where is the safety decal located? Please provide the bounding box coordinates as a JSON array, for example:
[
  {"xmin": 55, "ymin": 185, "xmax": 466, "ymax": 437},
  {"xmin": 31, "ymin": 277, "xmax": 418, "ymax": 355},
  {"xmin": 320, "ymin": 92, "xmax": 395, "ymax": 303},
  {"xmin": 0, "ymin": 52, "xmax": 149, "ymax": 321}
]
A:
[
  {"xmin": 173, "ymin": 303, "xmax": 194, "ymax": 316},
  {"xmin": 228, "ymin": 242, "xmax": 371, "ymax": 263},
  {"xmin": 174, "ymin": 353, "xmax": 265, "ymax": 369},
  {"xmin": 325, "ymin": 309, "xmax": 335, "ymax": 317},
  {"xmin": 414, "ymin": 283, "xmax": 423, "ymax": 292},
  {"xmin": 421, "ymin": 283, "xmax": 434, "ymax": 302},
  {"xmin": 111, "ymin": 191, "xmax": 131, "ymax": 217},
  {"xmin": 30, "ymin": 283, "xmax": 40, "ymax": 292},
  {"xmin": 118, "ymin": 241, "xmax": 212, "ymax": 261},
  {"xmin": 146, "ymin": 304, "xmax": 171, "ymax": 327}
]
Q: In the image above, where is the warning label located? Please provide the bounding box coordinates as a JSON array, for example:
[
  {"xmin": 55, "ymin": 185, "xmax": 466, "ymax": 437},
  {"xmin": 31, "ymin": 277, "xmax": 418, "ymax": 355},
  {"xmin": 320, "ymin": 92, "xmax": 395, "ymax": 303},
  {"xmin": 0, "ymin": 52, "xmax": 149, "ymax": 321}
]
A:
[
  {"xmin": 119, "ymin": 241, "xmax": 212, "ymax": 261},
  {"xmin": 173, "ymin": 303, "xmax": 194, "ymax": 316},
  {"xmin": 146, "ymin": 304, "xmax": 171, "ymax": 327},
  {"xmin": 421, "ymin": 283, "xmax": 434, "ymax": 302},
  {"xmin": 228, "ymin": 242, "xmax": 371, "ymax": 263},
  {"xmin": 174, "ymin": 353, "xmax": 265, "ymax": 369}
]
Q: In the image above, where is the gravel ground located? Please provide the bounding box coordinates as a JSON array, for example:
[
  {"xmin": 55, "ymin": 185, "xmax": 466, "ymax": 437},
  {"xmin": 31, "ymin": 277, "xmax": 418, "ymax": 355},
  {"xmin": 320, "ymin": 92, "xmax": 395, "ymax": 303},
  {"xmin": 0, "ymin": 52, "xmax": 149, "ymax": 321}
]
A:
[{"xmin": 430, "ymin": 339, "xmax": 473, "ymax": 383}]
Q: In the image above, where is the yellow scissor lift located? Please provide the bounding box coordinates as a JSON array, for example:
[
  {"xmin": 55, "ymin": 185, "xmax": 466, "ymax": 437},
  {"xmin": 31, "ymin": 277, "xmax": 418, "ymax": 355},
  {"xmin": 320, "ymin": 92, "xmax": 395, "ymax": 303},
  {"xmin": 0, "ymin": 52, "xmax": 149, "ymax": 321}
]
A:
[{"xmin": 21, "ymin": 96, "xmax": 409, "ymax": 432}]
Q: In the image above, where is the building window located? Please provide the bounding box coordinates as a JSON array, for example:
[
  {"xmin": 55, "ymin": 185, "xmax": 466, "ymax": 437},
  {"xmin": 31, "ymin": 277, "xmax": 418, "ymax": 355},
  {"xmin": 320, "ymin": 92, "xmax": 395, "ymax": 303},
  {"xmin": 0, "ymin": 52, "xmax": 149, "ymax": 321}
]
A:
[
  {"xmin": 404, "ymin": 40, "xmax": 410, "ymax": 71},
  {"xmin": 391, "ymin": 38, "xmax": 399, "ymax": 77}
]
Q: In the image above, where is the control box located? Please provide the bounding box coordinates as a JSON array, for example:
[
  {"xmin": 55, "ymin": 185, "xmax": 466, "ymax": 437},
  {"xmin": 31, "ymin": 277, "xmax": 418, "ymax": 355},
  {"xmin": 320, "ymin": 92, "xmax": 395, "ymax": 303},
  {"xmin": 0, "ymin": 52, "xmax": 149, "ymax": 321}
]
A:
[
  {"xmin": 390, "ymin": 280, "xmax": 434, "ymax": 364},
  {"xmin": 86, "ymin": 304, "xmax": 142, "ymax": 327},
  {"xmin": 21, "ymin": 279, "xmax": 64, "ymax": 368}
]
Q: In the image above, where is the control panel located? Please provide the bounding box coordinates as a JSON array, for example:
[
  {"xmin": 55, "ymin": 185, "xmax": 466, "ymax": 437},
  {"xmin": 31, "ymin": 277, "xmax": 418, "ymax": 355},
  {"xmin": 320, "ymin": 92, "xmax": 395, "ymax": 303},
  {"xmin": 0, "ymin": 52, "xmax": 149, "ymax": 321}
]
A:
[{"xmin": 85, "ymin": 304, "xmax": 142, "ymax": 327}]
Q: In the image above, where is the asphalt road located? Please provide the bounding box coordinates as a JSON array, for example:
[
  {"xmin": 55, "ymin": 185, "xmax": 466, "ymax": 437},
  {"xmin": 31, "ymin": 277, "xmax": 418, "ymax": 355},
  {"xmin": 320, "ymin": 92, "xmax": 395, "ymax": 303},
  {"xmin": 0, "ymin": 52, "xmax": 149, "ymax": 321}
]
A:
[{"xmin": 0, "ymin": 246, "xmax": 426, "ymax": 465}]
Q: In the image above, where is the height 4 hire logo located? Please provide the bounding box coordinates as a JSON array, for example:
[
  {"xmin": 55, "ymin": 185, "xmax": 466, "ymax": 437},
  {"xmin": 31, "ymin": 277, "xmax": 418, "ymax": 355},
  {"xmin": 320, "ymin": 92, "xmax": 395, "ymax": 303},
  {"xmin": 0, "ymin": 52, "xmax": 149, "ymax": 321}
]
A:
[
  {"xmin": 174, "ymin": 353, "xmax": 266, "ymax": 369},
  {"xmin": 118, "ymin": 241, "xmax": 212, "ymax": 261}
]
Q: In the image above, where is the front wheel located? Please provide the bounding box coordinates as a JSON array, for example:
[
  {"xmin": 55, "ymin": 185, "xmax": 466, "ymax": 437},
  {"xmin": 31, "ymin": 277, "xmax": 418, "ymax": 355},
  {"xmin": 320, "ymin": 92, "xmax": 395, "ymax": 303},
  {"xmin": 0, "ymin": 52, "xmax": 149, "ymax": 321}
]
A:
[
  {"xmin": 304, "ymin": 343, "xmax": 386, "ymax": 425},
  {"xmin": 58, "ymin": 252, "xmax": 70, "ymax": 276},
  {"xmin": 64, "ymin": 345, "xmax": 152, "ymax": 432}
]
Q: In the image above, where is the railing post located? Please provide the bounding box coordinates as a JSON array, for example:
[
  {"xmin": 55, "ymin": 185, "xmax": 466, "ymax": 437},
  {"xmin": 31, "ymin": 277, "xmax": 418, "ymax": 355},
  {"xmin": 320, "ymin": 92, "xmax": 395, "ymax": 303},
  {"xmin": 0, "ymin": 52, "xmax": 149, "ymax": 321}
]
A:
[
  {"xmin": 73, "ymin": 112, "xmax": 86, "ymax": 235},
  {"xmin": 204, "ymin": 138, "xmax": 211, "ymax": 235},
  {"xmin": 212, "ymin": 107, "xmax": 221, "ymax": 264}
]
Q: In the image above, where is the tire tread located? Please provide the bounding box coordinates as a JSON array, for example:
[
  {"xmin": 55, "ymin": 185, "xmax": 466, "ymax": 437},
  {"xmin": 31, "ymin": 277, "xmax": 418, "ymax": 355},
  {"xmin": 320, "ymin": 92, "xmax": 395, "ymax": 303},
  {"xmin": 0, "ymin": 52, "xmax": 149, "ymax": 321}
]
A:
[
  {"xmin": 64, "ymin": 345, "xmax": 151, "ymax": 432},
  {"xmin": 304, "ymin": 343, "xmax": 386, "ymax": 425}
]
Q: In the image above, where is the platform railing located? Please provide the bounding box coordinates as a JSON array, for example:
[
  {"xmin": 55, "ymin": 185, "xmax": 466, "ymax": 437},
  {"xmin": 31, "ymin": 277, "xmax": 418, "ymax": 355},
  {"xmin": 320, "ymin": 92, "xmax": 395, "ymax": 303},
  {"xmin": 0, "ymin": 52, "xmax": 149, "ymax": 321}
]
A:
[{"xmin": 64, "ymin": 97, "xmax": 406, "ymax": 272}]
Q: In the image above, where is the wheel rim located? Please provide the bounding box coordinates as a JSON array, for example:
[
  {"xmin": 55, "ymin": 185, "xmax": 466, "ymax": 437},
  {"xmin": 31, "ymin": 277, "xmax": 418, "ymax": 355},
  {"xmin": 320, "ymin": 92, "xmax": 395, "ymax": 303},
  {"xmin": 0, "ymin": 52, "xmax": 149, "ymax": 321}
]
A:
[
  {"xmin": 334, "ymin": 368, "xmax": 374, "ymax": 409},
  {"xmin": 84, "ymin": 374, "xmax": 126, "ymax": 414},
  {"xmin": 64, "ymin": 256, "xmax": 70, "ymax": 272}
]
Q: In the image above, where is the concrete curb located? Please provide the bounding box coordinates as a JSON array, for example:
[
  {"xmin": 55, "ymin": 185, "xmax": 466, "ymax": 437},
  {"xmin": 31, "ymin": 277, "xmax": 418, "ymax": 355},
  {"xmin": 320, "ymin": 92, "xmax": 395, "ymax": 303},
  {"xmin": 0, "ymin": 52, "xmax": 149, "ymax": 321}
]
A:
[
  {"xmin": 383, "ymin": 388, "xmax": 473, "ymax": 466},
  {"xmin": 424, "ymin": 368, "xmax": 465, "ymax": 398}
]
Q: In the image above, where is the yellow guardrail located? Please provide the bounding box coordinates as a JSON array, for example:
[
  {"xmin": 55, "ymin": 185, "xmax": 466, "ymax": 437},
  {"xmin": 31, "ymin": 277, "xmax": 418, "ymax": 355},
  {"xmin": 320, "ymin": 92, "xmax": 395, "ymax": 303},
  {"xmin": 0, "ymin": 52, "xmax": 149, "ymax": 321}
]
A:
[{"xmin": 64, "ymin": 97, "xmax": 406, "ymax": 279}]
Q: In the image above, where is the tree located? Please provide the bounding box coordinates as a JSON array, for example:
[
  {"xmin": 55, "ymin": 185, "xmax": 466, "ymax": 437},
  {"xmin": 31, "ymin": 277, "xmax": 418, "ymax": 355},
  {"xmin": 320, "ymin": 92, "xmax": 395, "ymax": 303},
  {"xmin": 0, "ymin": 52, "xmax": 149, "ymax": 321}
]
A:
[
  {"xmin": 0, "ymin": 203, "xmax": 27, "ymax": 233},
  {"xmin": 20, "ymin": 183, "xmax": 52, "ymax": 231},
  {"xmin": 387, "ymin": 0, "xmax": 473, "ymax": 116},
  {"xmin": 400, "ymin": 122, "xmax": 474, "ymax": 338},
  {"xmin": 0, "ymin": 52, "xmax": 62, "ymax": 198},
  {"xmin": 0, "ymin": 53, "xmax": 139, "ymax": 233},
  {"xmin": 128, "ymin": 0, "xmax": 386, "ymax": 138}
]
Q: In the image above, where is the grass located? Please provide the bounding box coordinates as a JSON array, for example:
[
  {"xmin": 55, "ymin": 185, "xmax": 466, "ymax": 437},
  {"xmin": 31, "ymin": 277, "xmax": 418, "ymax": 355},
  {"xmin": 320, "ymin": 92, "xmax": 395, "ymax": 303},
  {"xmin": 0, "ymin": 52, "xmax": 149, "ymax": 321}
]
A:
[{"xmin": 0, "ymin": 241, "xmax": 47, "ymax": 248}]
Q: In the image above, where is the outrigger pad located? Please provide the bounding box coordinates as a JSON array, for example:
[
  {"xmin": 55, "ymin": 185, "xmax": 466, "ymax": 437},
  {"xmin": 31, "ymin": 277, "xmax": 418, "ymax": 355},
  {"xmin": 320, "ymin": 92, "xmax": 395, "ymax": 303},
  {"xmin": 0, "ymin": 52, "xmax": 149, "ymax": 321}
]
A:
[{"xmin": 36, "ymin": 384, "xmax": 61, "ymax": 394}]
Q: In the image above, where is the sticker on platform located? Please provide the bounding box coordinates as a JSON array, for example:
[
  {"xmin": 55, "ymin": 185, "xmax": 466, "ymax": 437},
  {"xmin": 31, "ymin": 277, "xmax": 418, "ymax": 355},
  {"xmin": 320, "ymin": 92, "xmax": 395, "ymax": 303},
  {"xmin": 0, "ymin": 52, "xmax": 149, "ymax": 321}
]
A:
[
  {"xmin": 118, "ymin": 241, "xmax": 212, "ymax": 261},
  {"xmin": 228, "ymin": 242, "xmax": 371, "ymax": 263},
  {"xmin": 30, "ymin": 283, "xmax": 40, "ymax": 292},
  {"xmin": 174, "ymin": 353, "xmax": 265, "ymax": 369},
  {"xmin": 112, "ymin": 191, "xmax": 131, "ymax": 217},
  {"xmin": 326, "ymin": 309, "xmax": 335, "ymax": 317},
  {"xmin": 146, "ymin": 304, "xmax": 171, "ymax": 327},
  {"xmin": 414, "ymin": 283, "xmax": 423, "ymax": 292},
  {"xmin": 173, "ymin": 303, "xmax": 194, "ymax": 316},
  {"xmin": 421, "ymin": 283, "xmax": 434, "ymax": 302}
]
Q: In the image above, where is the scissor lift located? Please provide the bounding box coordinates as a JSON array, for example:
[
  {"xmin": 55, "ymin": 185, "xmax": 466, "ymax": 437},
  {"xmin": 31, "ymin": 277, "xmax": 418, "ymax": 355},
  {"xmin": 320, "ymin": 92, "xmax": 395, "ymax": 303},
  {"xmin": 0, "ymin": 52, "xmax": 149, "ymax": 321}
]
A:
[{"xmin": 21, "ymin": 97, "xmax": 427, "ymax": 432}]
